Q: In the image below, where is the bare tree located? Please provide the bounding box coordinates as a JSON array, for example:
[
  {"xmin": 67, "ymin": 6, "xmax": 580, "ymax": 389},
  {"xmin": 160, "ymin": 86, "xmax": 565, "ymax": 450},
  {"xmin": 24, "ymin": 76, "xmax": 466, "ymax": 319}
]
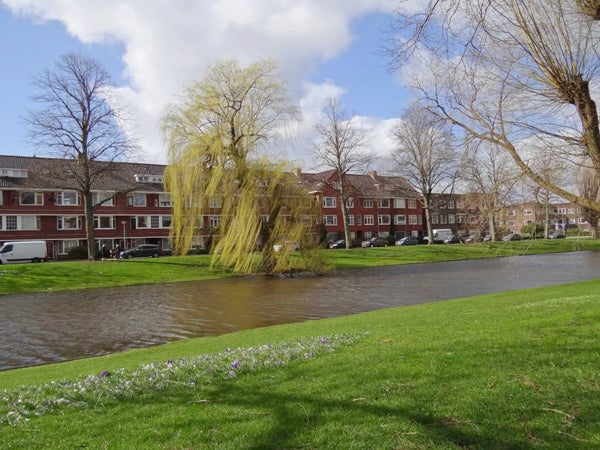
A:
[
  {"xmin": 391, "ymin": 103, "xmax": 458, "ymax": 244},
  {"xmin": 313, "ymin": 98, "xmax": 372, "ymax": 248},
  {"xmin": 578, "ymin": 166, "xmax": 600, "ymax": 237},
  {"xmin": 26, "ymin": 52, "xmax": 136, "ymax": 259},
  {"xmin": 459, "ymin": 140, "xmax": 523, "ymax": 240},
  {"xmin": 387, "ymin": 0, "xmax": 600, "ymax": 214}
]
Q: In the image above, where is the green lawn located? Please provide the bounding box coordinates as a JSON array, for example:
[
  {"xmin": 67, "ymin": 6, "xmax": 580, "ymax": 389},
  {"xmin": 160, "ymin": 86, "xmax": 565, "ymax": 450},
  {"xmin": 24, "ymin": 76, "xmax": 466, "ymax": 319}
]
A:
[
  {"xmin": 1, "ymin": 238, "xmax": 598, "ymax": 295},
  {"xmin": 1, "ymin": 279, "xmax": 599, "ymax": 449}
]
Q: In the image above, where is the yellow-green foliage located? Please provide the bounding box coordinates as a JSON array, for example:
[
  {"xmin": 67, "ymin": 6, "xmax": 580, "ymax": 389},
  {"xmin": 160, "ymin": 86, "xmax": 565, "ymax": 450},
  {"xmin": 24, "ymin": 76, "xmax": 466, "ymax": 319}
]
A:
[{"xmin": 163, "ymin": 59, "xmax": 323, "ymax": 274}]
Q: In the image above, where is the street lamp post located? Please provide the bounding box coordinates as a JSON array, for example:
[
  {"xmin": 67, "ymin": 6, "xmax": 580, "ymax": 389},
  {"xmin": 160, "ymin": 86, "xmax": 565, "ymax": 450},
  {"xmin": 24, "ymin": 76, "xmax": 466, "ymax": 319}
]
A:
[{"xmin": 121, "ymin": 220, "xmax": 127, "ymax": 249}]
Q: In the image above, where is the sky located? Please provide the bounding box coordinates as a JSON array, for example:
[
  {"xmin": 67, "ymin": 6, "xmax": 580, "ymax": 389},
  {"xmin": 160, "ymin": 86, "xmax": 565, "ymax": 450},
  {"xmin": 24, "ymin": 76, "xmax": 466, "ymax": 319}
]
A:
[{"xmin": 0, "ymin": 0, "xmax": 420, "ymax": 170}]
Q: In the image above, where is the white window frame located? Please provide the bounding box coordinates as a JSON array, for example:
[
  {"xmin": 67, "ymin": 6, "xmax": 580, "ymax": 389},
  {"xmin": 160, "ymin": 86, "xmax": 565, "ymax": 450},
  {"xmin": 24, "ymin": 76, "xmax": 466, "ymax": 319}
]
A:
[
  {"xmin": 57, "ymin": 216, "xmax": 81, "ymax": 230},
  {"xmin": 394, "ymin": 215, "xmax": 406, "ymax": 225},
  {"xmin": 323, "ymin": 197, "xmax": 337, "ymax": 208},
  {"xmin": 20, "ymin": 191, "xmax": 44, "ymax": 206},
  {"xmin": 56, "ymin": 191, "xmax": 80, "ymax": 206},
  {"xmin": 407, "ymin": 199, "xmax": 417, "ymax": 209},
  {"xmin": 394, "ymin": 198, "xmax": 406, "ymax": 209},
  {"xmin": 92, "ymin": 191, "xmax": 114, "ymax": 207},
  {"xmin": 346, "ymin": 198, "xmax": 354, "ymax": 209},
  {"xmin": 58, "ymin": 240, "xmax": 80, "ymax": 255},
  {"xmin": 363, "ymin": 199, "xmax": 374, "ymax": 208},
  {"xmin": 128, "ymin": 193, "xmax": 147, "ymax": 207},
  {"xmin": 378, "ymin": 214, "xmax": 391, "ymax": 225},
  {"xmin": 94, "ymin": 216, "xmax": 116, "ymax": 229},
  {"xmin": 364, "ymin": 215, "xmax": 374, "ymax": 226},
  {"xmin": 159, "ymin": 193, "xmax": 172, "ymax": 207},
  {"xmin": 409, "ymin": 215, "xmax": 418, "ymax": 225},
  {"xmin": 323, "ymin": 215, "xmax": 338, "ymax": 226},
  {"xmin": 348, "ymin": 215, "xmax": 355, "ymax": 226},
  {"xmin": 378, "ymin": 198, "xmax": 390, "ymax": 208}
]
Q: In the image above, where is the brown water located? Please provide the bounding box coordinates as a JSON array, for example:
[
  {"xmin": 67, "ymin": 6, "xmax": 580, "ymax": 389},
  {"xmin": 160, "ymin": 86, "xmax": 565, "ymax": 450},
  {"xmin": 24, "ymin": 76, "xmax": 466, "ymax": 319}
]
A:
[{"xmin": 1, "ymin": 252, "xmax": 599, "ymax": 371}]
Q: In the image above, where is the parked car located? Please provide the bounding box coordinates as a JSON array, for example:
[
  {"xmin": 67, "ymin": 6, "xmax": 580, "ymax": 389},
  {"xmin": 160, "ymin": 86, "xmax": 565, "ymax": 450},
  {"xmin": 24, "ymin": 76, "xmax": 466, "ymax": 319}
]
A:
[
  {"xmin": 395, "ymin": 236, "xmax": 419, "ymax": 246},
  {"xmin": 329, "ymin": 239, "xmax": 346, "ymax": 249},
  {"xmin": 502, "ymin": 233, "xmax": 522, "ymax": 241},
  {"xmin": 361, "ymin": 236, "xmax": 389, "ymax": 247},
  {"xmin": 121, "ymin": 244, "xmax": 162, "ymax": 259},
  {"xmin": 273, "ymin": 241, "xmax": 300, "ymax": 252},
  {"xmin": 443, "ymin": 234, "xmax": 461, "ymax": 244},
  {"xmin": 465, "ymin": 235, "xmax": 481, "ymax": 243},
  {"xmin": 549, "ymin": 231, "xmax": 566, "ymax": 239}
]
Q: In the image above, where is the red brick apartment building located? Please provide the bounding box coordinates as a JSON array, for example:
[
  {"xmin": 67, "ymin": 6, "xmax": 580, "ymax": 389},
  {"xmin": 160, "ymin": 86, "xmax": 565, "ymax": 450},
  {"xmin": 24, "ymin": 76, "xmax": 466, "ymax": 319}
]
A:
[
  {"xmin": 0, "ymin": 156, "xmax": 427, "ymax": 258},
  {"xmin": 299, "ymin": 169, "xmax": 425, "ymax": 243},
  {"xmin": 0, "ymin": 155, "xmax": 172, "ymax": 259}
]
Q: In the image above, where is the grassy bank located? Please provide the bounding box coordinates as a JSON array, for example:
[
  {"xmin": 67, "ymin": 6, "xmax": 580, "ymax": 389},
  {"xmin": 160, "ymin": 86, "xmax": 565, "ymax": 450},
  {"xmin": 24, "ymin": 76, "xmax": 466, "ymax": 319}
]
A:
[
  {"xmin": 1, "ymin": 279, "xmax": 599, "ymax": 448},
  {"xmin": 1, "ymin": 238, "xmax": 599, "ymax": 295}
]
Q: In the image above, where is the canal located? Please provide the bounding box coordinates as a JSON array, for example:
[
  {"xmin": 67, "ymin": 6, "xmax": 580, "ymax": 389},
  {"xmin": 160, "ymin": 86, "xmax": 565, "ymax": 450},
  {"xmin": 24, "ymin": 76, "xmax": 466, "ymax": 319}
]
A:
[{"xmin": 1, "ymin": 251, "xmax": 599, "ymax": 370}]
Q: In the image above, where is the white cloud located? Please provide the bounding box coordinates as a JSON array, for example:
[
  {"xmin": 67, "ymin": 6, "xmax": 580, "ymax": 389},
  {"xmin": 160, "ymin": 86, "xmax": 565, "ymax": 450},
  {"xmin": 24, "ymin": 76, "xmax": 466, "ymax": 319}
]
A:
[{"xmin": 3, "ymin": 0, "xmax": 400, "ymax": 165}]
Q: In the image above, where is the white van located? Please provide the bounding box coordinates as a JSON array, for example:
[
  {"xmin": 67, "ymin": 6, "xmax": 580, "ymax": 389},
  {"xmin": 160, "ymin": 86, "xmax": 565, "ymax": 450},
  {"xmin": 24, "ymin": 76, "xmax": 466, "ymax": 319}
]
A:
[
  {"xmin": 423, "ymin": 228, "xmax": 453, "ymax": 244},
  {"xmin": 0, "ymin": 241, "xmax": 48, "ymax": 264}
]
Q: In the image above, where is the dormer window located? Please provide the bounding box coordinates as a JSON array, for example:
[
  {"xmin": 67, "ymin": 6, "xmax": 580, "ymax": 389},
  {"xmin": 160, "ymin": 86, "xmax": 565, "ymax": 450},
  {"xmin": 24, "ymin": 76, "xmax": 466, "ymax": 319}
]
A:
[
  {"xmin": 0, "ymin": 168, "xmax": 28, "ymax": 178},
  {"xmin": 134, "ymin": 174, "xmax": 164, "ymax": 183}
]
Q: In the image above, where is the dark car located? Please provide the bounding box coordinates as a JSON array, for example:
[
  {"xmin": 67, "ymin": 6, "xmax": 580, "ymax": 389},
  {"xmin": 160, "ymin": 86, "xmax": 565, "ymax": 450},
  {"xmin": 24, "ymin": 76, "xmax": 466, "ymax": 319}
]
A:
[
  {"xmin": 121, "ymin": 244, "xmax": 162, "ymax": 259},
  {"xmin": 443, "ymin": 234, "xmax": 461, "ymax": 244},
  {"xmin": 502, "ymin": 233, "xmax": 522, "ymax": 241},
  {"xmin": 361, "ymin": 236, "xmax": 389, "ymax": 247},
  {"xmin": 395, "ymin": 236, "xmax": 419, "ymax": 246},
  {"xmin": 549, "ymin": 232, "xmax": 566, "ymax": 239},
  {"xmin": 329, "ymin": 239, "xmax": 346, "ymax": 249}
]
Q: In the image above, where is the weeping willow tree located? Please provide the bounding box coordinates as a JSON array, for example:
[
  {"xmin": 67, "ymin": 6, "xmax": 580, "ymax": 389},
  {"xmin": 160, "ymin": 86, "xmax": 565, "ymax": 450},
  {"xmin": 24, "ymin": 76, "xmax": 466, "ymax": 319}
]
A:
[{"xmin": 162, "ymin": 59, "xmax": 322, "ymax": 274}]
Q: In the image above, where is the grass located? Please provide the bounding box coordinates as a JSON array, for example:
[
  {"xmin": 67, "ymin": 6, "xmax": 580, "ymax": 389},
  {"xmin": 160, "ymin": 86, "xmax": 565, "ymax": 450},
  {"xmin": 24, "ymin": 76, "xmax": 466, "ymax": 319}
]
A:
[
  {"xmin": 1, "ymin": 238, "xmax": 599, "ymax": 295},
  {"xmin": 1, "ymin": 279, "xmax": 599, "ymax": 448}
]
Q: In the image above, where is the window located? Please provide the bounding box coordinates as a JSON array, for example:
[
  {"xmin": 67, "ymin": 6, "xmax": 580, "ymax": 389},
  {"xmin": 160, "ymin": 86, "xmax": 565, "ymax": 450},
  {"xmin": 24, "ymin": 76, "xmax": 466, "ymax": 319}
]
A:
[
  {"xmin": 346, "ymin": 198, "xmax": 354, "ymax": 209},
  {"xmin": 364, "ymin": 215, "xmax": 374, "ymax": 225},
  {"xmin": 363, "ymin": 199, "xmax": 373, "ymax": 208},
  {"xmin": 378, "ymin": 198, "xmax": 390, "ymax": 208},
  {"xmin": 92, "ymin": 191, "xmax": 114, "ymax": 207},
  {"xmin": 378, "ymin": 214, "xmax": 391, "ymax": 225},
  {"xmin": 323, "ymin": 215, "xmax": 337, "ymax": 226},
  {"xmin": 159, "ymin": 193, "xmax": 172, "ymax": 207},
  {"xmin": 209, "ymin": 215, "xmax": 221, "ymax": 228},
  {"xmin": 394, "ymin": 198, "xmax": 406, "ymax": 208},
  {"xmin": 20, "ymin": 191, "xmax": 43, "ymax": 205},
  {"xmin": 448, "ymin": 214, "xmax": 455, "ymax": 224},
  {"xmin": 448, "ymin": 200, "xmax": 455, "ymax": 209},
  {"xmin": 161, "ymin": 216, "xmax": 172, "ymax": 228},
  {"xmin": 408, "ymin": 199, "xmax": 416, "ymax": 209},
  {"xmin": 94, "ymin": 216, "xmax": 115, "ymax": 229},
  {"xmin": 440, "ymin": 215, "xmax": 447, "ymax": 224},
  {"xmin": 348, "ymin": 215, "xmax": 355, "ymax": 225},
  {"xmin": 524, "ymin": 220, "xmax": 533, "ymax": 225},
  {"xmin": 364, "ymin": 231, "xmax": 372, "ymax": 239},
  {"xmin": 57, "ymin": 216, "xmax": 81, "ymax": 230},
  {"xmin": 58, "ymin": 240, "xmax": 79, "ymax": 255},
  {"xmin": 394, "ymin": 215, "xmax": 406, "ymax": 225},
  {"xmin": 524, "ymin": 208, "xmax": 533, "ymax": 215},
  {"xmin": 432, "ymin": 214, "xmax": 439, "ymax": 224},
  {"xmin": 356, "ymin": 215, "xmax": 362, "ymax": 226},
  {"xmin": 150, "ymin": 215, "xmax": 160, "ymax": 228},
  {"xmin": 323, "ymin": 197, "xmax": 336, "ymax": 208},
  {"xmin": 209, "ymin": 197, "xmax": 222, "ymax": 208},
  {"xmin": 409, "ymin": 215, "xmax": 418, "ymax": 225},
  {"xmin": 0, "ymin": 191, "xmax": 2, "ymax": 206},
  {"xmin": 127, "ymin": 193, "xmax": 147, "ymax": 207},
  {"xmin": 6, "ymin": 215, "xmax": 17, "ymax": 230},
  {"xmin": 56, "ymin": 191, "xmax": 79, "ymax": 206},
  {"xmin": 136, "ymin": 216, "xmax": 149, "ymax": 228}
]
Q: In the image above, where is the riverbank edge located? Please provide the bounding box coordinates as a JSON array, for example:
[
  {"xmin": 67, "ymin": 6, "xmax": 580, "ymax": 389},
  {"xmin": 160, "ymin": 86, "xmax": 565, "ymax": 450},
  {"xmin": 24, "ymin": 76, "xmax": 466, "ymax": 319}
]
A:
[{"xmin": 2, "ymin": 239, "xmax": 599, "ymax": 296}]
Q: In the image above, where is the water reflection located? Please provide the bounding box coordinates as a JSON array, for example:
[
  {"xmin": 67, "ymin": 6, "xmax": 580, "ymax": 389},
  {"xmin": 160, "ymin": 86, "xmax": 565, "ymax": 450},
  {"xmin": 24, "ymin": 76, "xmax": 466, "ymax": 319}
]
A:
[{"xmin": 1, "ymin": 252, "xmax": 599, "ymax": 370}]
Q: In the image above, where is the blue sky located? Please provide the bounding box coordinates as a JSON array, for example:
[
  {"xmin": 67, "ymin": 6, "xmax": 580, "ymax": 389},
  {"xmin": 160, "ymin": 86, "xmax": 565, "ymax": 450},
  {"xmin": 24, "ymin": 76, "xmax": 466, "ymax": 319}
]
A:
[{"xmin": 0, "ymin": 1, "xmax": 415, "ymax": 168}]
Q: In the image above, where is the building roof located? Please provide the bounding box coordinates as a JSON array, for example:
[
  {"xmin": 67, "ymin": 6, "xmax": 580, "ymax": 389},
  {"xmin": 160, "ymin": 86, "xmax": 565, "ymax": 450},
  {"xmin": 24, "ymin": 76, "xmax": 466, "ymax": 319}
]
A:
[
  {"xmin": 0, "ymin": 155, "xmax": 166, "ymax": 192},
  {"xmin": 298, "ymin": 169, "xmax": 418, "ymax": 199}
]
